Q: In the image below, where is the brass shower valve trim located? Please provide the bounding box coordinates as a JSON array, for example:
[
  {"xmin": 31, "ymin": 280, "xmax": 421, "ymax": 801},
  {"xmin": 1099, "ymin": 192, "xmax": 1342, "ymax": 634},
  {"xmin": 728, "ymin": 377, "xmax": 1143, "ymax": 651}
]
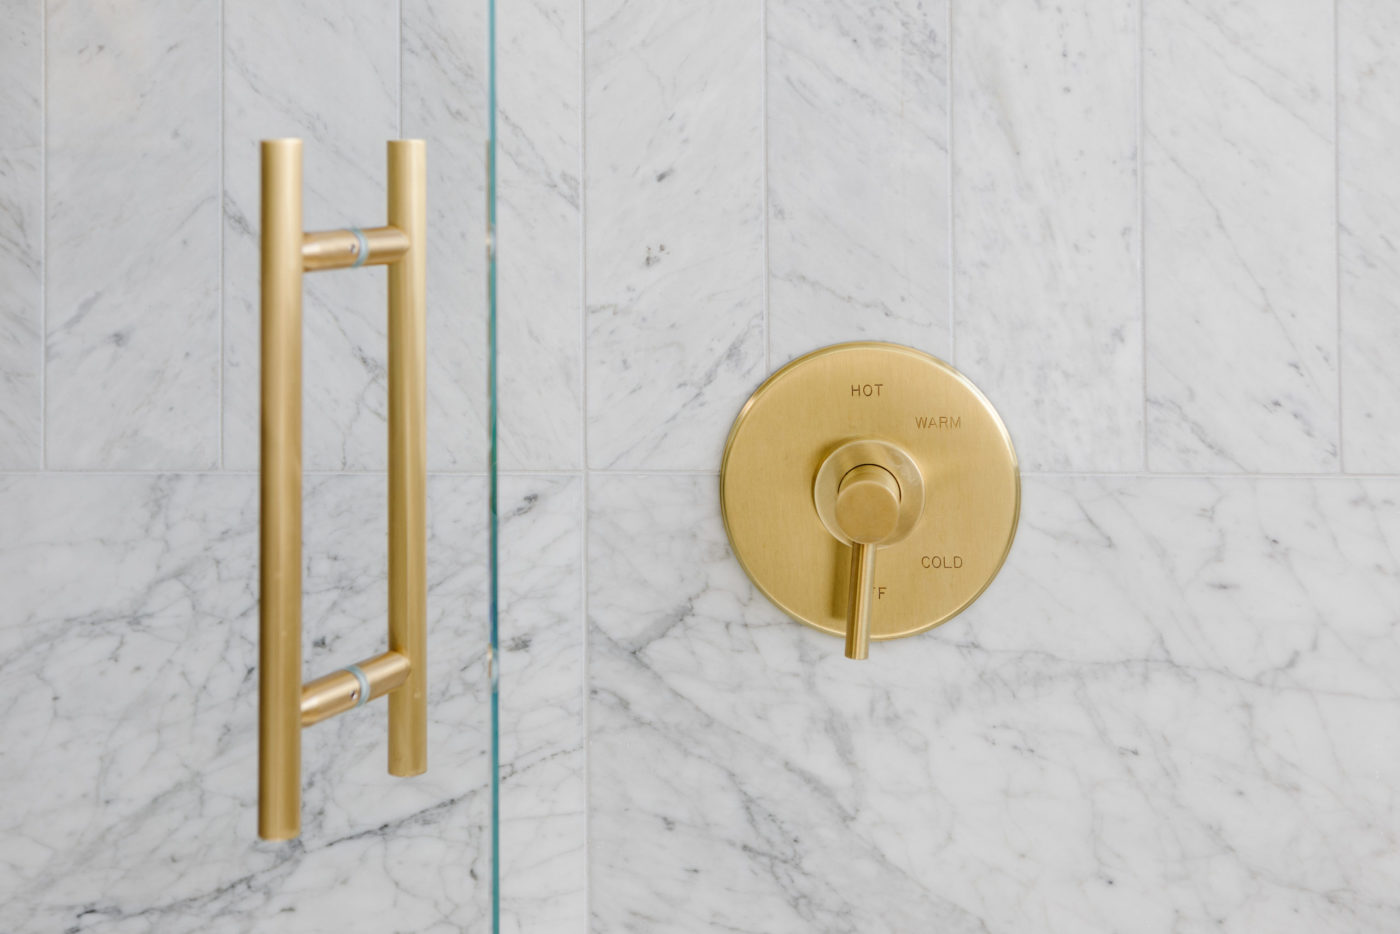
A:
[{"xmin": 720, "ymin": 342, "xmax": 1020, "ymax": 659}]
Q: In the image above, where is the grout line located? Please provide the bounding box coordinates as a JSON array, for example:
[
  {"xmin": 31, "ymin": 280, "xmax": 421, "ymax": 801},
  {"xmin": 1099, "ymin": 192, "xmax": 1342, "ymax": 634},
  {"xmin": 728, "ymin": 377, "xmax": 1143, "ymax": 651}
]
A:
[
  {"xmin": 946, "ymin": 0, "xmax": 955, "ymax": 366},
  {"xmin": 761, "ymin": 0, "xmax": 771, "ymax": 374},
  {"xmin": 577, "ymin": 0, "xmax": 591, "ymax": 922},
  {"xmin": 562, "ymin": 468, "xmax": 1400, "ymax": 481},
  {"xmin": 397, "ymin": 0, "xmax": 403, "ymax": 138},
  {"xmin": 1138, "ymin": 0, "xmax": 1148, "ymax": 472},
  {"xmin": 38, "ymin": 0, "xmax": 46, "ymax": 472},
  {"xmin": 0, "ymin": 468, "xmax": 479, "ymax": 478},
  {"xmin": 579, "ymin": 3, "xmax": 589, "ymax": 476},
  {"xmin": 1334, "ymin": 0, "xmax": 1344, "ymax": 473},
  {"xmin": 0, "ymin": 467, "xmax": 597, "ymax": 477},
  {"xmin": 218, "ymin": 0, "xmax": 225, "ymax": 471},
  {"xmin": 496, "ymin": 468, "xmax": 584, "ymax": 478},
  {"xmin": 1022, "ymin": 470, "xmax": 1400, "ymax": 480},
  {"xmin": 4, "ymin": 467, "xmax": 1400, "ymax": 482},
  {"xmin": 583, "ymin": 467, "xmax": 720, "ymax": 476},
  {"xmin": 578, "ymin": 470, "xmax": 591, "ymax": 926}
]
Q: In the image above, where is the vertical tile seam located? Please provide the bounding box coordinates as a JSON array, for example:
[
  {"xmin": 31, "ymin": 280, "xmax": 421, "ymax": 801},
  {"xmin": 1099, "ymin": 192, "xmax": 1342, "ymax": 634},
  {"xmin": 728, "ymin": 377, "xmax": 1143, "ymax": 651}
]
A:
[
  {"xmin": 761, "ymin": 0, "xmax": 770, "ymax": 374},
  {"xmin": 218, "ymin": 0, "xmax": 225, "ymax": 470},
  {"xmin": 1138, "ymin": 0, "xmax": 1148, "ymax": 472},
  {"xmin": 1335, "ymin": 0, "xmax": 1344, "ymax": 474},
  {"xmin": 946, "ymin": 0, "xmax": 955, "ymax": 366},
  {"xmin": 39, "ymin": 0, "xmax": 46, "ymax": 471},
  {"xmin": 578, "ymin": 0, "xmax": 589, "ymax": 476},
  {"xmin": 578, "ymin": 0, "xmax": 591, "ymax": 926},
  {"xmin": 397, "ymin": 0, "xmax": 403, "ymax": 138}
]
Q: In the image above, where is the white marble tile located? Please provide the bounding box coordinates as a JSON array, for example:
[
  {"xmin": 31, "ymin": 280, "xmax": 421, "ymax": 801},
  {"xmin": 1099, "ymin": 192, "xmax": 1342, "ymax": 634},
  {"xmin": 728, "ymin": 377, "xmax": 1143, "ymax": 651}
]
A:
[
  {"xmin": 496, "ymin": 0, "xmax": 583, "ymax": 471},
  {"xmin": 584, "ymin": 0, "xmax": 765, "ymax": 470},
  {"xmin": 45, "ymin": 1, "xmax": 220, "ymax": 469},
  {"xmin": 0, "ymin": 1, "xmax": 42, "ymax": 468},
  {"xmin": 1145, "ymin": 0, "xmax": 1337, "ymax": 472},
  {"xmin": 498, "ymin": 474, "xmax": 585, "ymax": 934},
  {"xmin": 402, "ymin": 0, "xmax": 490, "ymax": 472},
  {"xmin": 0, "ymin": 473, "xmax": 493, "ymax": 932},
  {"xmin": 952, "ymin": 0, "xmax": 1141, "ymax": 472},
  {"xmin": 1340, "ymin": 0, "xmax": 1400, "ymax": 472},
  {"xmin": 588, "ymin": 473, "xmax": 1400, "ymax": 933},
  {"xmin": 768, "ymin": 0, "xmax": 950, "ymax": 364},
  {"xmin": 223, "ymin": 0, "xmax": 400, "ymax": 471}
]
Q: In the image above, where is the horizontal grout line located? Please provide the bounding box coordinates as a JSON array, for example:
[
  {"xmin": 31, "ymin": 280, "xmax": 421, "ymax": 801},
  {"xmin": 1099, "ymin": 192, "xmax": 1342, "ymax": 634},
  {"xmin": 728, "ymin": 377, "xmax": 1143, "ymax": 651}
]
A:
[
  {"xmin": 1021, "ymin": 470, "xmax": 1400, "ymax": 480},
  {"xmin": 0, "ymin": 469, "xmax": 529, "ymax": 479},
  {"xmin": 585, "ymin": 468, "xmax": 718, "ymax": 476},
  {"xmin": 3, "ymin": 468, "xmax": 1400, "ymax": 482},
  {"xmin": 584, "ymin": 469, "xmax": 1400, "ymax": 481}
]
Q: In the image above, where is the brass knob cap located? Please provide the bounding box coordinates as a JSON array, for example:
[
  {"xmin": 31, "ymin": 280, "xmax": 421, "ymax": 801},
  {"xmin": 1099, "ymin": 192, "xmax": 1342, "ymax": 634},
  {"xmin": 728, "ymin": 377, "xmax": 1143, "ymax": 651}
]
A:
[{"xmin": 835, "ymin": 465, "xmax": 901, "ymax": 544}]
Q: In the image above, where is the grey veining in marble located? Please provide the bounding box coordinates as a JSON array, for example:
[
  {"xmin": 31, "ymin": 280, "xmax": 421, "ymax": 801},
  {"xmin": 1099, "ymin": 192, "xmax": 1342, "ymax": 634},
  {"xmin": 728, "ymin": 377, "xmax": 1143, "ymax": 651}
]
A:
[
  {"xmin": 0, "ymin": 473, "xmax": 493, "ymax": 932},
  {"xmin": 498, "ymin": 475, "xmax": 585, "ymax": 933},
  {"xmin": 496, "ymin": 0, "xmax": 583, "ymax": 470},
  {"xmin": 402, "ymin": 0, "xmax": 490, "ymax": 472},
  {"xmin": 589, "ymin": 472, "xmax": 1400, "ymax": 933},
  {"xmin": 768, "ymin": 0, "xmax": 950, "ymax": 364},
  {"xmin": 45, "ymin": 0, "xmax": 221, "ymax": 469},
  {"xmin": 952, "ymin": 0, "xmax": 1141, "ymax": 472},
  {"xmin": 585, "ymin": 0, "xmax": 765, "ymax": 470},
  {"xmin": 222, "ymin": 0, "xmax": 399, "ymax": 472},
  {"xmin": 11, "ymin": 0, "xmax": 1400, "ymax": 930},
  {"xmin": 0, "ymin": 1, "xmax": 42, "ymax": 468},
  {"xmin": 1145, "ymin": 0, "xmax": 1337, "ymax": 472},
  {"xmin": 1340, "ymin": 0, "xmax": 1400, "ymax": 472}
]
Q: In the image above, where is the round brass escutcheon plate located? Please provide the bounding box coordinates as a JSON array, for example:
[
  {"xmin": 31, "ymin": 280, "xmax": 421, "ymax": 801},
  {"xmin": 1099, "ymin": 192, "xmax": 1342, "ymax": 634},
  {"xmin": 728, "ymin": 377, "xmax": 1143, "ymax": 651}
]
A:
[{"xmin": 719, "ymin": 342, "xmax": 1020, "ymax": 643}]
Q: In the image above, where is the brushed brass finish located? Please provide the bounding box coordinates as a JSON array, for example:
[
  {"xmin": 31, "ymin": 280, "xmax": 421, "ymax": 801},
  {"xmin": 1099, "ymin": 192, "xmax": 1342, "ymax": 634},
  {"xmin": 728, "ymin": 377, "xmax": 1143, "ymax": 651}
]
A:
[
  {"xmin": 259, "ymin": 139, "xmax": 303, "ymax": 841},
  {"xmin": 386, "ymin": 139, "xmax": 428, "ymax": 778},
  {"xmin": 301, "ymin": 651, "xmax": 412, "ymax": 727},
  {"xmin": 845, "ymin": 541, "xmax": 878, "ymax": 660},
  {"xmin": 832, "ymin": 464, "xmax": 906, "ymax": 660},
  {"xmin": 814, "ymin": 440, "xmax": 927, "ymax": 658},
  {"xmin": 302, "ymin": 226, "xmax": 410, "ymax": 271},
  {"xmin": 812, "ymin": 439, "xmax": 924, "ymax": 547},
  {"xmin": 834, "ymin": 465, "xmax": 901, "ymax": 544},
  {"xmin": 257, "ymin": 138, "xmax": 429, "ymax": 839},
  {"xmin": 719, "ymin": 342, "xmax": 1020, "ymax": 655}
]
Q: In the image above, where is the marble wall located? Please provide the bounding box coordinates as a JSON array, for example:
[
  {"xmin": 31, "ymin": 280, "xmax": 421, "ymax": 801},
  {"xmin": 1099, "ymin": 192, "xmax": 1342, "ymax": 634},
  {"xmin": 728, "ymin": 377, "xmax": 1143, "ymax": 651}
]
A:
[
  {"xmin": 0, "ymin": 1, "xmax": 575, "ymax": 931},
  {"xmin": 1, "ymin": 1, "xmax": 1398, "ymax": 933}
]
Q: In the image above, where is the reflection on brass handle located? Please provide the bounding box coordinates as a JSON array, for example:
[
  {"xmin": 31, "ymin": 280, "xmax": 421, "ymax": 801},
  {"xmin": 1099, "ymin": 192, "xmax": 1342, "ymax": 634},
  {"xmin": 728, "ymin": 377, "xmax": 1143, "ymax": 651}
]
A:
[
  {"xmin": 835, "ymin": 465, "xmax": 901, "ymax": 660},
  {"xmin": 259, "ymin": 138, "xmax": 427, "ymax": 841}
]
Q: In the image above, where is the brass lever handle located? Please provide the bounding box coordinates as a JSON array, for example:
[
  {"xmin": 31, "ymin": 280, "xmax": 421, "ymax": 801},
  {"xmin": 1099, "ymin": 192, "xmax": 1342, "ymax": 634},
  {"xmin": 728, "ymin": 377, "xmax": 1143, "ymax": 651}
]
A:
[
  {"xmin": 810, "ymin": 440, "xmax": 924, "ymax": 660},
  {"xmin": 834, "ymin": 465, "xmax": 901, "ymax": 660}
]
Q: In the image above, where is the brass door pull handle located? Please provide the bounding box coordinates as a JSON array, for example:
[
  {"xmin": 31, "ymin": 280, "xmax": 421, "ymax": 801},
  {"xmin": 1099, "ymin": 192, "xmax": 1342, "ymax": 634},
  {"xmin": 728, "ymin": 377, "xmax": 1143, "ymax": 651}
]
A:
[
  {"xmin": 720, "ymin": 342, "xmax": 1020, "ymax": 659},
  {"xmin": 258, "ymin": 138, "xmax": 428, "ymax": 840}
]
